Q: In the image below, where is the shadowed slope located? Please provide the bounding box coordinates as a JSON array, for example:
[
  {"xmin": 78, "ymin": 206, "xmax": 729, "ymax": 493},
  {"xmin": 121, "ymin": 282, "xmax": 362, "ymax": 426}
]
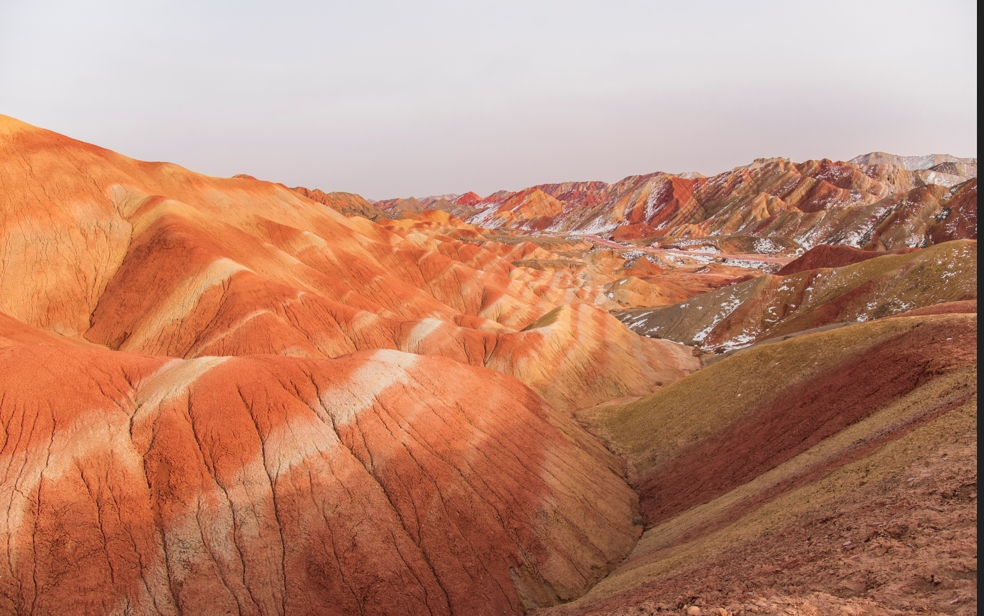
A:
[
  {"xmin": 775, "ymin": 244, "xmax": 919, "ymax": 275},
  {"xmin": 0, "ymin": 310, "xmax": 99, "ymax": 348},
  {"xmin": 929, "ymin": 178, "xmax": 977, "ymax": 244}
]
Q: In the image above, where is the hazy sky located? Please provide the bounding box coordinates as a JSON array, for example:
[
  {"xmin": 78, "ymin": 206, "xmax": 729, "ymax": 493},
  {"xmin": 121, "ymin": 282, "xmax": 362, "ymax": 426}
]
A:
[{"xmin": 0, "ymin": 0, "xmax": 977, "ymax": 199}]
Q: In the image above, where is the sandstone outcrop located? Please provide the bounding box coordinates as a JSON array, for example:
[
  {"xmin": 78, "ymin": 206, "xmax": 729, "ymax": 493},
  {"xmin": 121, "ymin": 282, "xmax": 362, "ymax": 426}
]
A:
[
  {"xmin": 449, "ymin": 156, "xmax": 976, "ymax": 249},
  {"xmin": 0, "ymin": 344, "xmax": 640, "ymax": 614}
]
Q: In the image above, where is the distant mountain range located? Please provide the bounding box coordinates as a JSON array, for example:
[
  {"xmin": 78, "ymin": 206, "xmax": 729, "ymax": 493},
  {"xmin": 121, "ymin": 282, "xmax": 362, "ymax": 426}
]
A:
[{"xmin": 305, "ymin": 152, "xmax": 976, "ymax": 252}]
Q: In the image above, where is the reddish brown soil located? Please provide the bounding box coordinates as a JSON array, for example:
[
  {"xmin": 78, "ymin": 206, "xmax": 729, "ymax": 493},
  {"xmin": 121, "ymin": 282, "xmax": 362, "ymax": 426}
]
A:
[
  {"xmin": 776, "ymin": 245, "xmax": 919, "ymax": 276},
  {"xmin": 637, "ymin": 318, "xmax": 977, "ymax": 525},
  {"xmin": 455, "ymin": 192, "xmax": 483, "ymax": 206},
  {"xmin": 538, "ymin": 430, "xmax": 978, "ymax": 615},
  {"xmin": 929, "ymin": 179, "xmax": 977, "ymax": 244},
  {"xmin": 894, "ymin": 300, "xmax": 977, "ymax": 318}
]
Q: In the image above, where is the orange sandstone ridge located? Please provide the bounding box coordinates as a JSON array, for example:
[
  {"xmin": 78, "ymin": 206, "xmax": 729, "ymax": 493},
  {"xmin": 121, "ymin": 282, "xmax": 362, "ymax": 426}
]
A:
[
  {"xmin": 0, "ymin": 114, "xmax": 977, "ymax": 615},
  {"xmin": 382, "ymin": 155, "xmax": 975, "ymax": 251}
]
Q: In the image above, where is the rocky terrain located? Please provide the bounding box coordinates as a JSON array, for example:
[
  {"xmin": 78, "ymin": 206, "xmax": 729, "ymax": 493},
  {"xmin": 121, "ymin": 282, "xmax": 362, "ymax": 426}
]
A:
[
  {"xmin": 382, "ymin": 154, "xmax": 975, "ymax": 253},
  {"xmin": 0, "ymin": 114, "xmax": 976, "ymax": 615},
  {"xmin": 617, "ymin": 241, "xmax": 977, "ymax": 351}
]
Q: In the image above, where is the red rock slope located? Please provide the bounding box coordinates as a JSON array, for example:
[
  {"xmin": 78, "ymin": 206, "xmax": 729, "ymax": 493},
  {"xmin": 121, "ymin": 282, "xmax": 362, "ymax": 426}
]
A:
[
  {"xmin": 454, "ymin": 157, "xmax": 976, "ymax": 249},
  {"xmin": 774, "ymin": 244, "xmax": 919, "ymax": 276},
  {"xmin": 0, "ymin": 114, "xmax": 707, "ymax": 614},
  {"xmin": 0, "ymin": 114, "xmax": 697, "ymax": 412},
  {"xmin": 0, "ymin": 343, "xmax": 640, "ymax": 614}
]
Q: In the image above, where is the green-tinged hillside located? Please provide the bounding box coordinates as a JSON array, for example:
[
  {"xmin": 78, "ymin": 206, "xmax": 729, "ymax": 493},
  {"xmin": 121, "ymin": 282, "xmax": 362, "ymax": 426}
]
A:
[
  {"xmin": 618, "ymin": 240, "xmax": 976, "ymax": 350},
  {"xmin": 548, "ymin": 314, "xmax": 977, "ymax": 615}
]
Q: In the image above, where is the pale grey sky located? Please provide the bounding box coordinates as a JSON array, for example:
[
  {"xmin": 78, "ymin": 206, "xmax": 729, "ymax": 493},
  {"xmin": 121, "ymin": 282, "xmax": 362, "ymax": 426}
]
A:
[{"xmin": 0, "ymin": 0, "xmax": 977, "ymax": 199}]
